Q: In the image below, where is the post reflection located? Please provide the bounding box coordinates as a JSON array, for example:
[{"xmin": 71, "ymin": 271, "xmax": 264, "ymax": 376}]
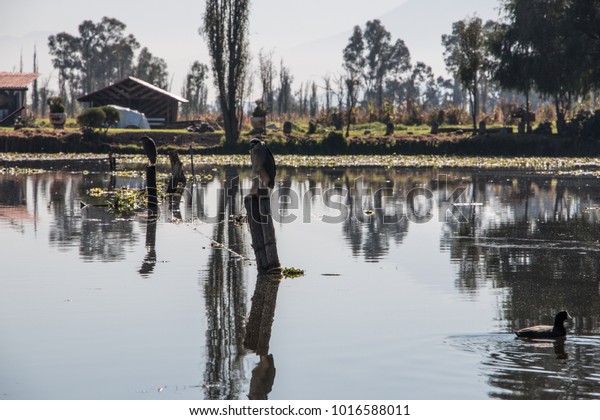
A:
[
  {"xmin": 4, "ymin": 167, "xmax": 600, "ymax": 399},
  {"xmin": 138, "ymin": 212, "xmax": 157, "ymax": 277}
]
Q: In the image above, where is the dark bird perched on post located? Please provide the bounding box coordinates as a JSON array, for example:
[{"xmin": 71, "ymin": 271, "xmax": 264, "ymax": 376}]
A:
[
  {"xmin": 141, "ymin": 136, "xmax": 157, "ymax": 165},
  {"xmin": 250, "ymin": 139, "xmax": 276, "ymax": 194},
  {"xmin": 515, "ymin": 311, "xmax": 572, "ymax": 339}
]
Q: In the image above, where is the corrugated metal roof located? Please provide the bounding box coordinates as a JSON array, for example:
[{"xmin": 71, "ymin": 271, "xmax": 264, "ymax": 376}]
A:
[{"xmin": 0, "ymin": 72, "xmax": 40, "ymax": 89}]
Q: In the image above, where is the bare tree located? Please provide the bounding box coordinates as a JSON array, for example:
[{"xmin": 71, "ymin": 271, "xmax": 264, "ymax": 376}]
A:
[
  {"xmin": 202, "ymin": 0, "xmax": 251, "ymax": 147},
  {"xmin": 258, "ymin": 49, "xmax": 276, "ymax": 114},
  {"xmin": 323, "ymin": 74, "xmax": 332, "ymax": 114},
  {"xmin": 277, "ymin": 60, "xmax": 293, "ymax": 116},
  {"xmin": 309, "ymin": 81, "xmax": 318, "ymax": 117}
]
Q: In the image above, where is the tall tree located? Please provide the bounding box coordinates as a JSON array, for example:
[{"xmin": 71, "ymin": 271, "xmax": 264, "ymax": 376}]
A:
[
  {"xmin": 258, "ymin": 49, "xmax": 276, "ymax": 114},
  {"xmin": 32, "ymin": 45, "xmax": 39, "ymax": 116},
  {"xmin": 48, "ymin": 16, "xmax": 157, "ymax": 111},
  {"xmin": 47, "ymin": 32, "xmax": 80, "ymax": 112},
  {"xmin": 202, "ymin": 0, "xmax": 251, "ymax": 147},
  {"xmin": 309, "ymin": 81, "xmax": 318, "ymax": 117},
  {"xmin": 497, "ymin": 0, "xmax": 591, "ymax": 133},
  {"xmin": 323, "ymin": 74, "xmax": 332, "ymax": 114},
  {"xmin": 182, "ymin": 61, "xmax": 209, "ymax": 118},
  {"xmin": 363, "ymin": 20, "xmax": 410, "ymax": 109},
  {"xmin": 77, "ymin": 17, "xmax": 139, "ymax": 93},
  {"xmin": 343, "ymin": 26, "xmax": 365, "ymax": 136},
  {"xmin": 442, "ymin": 17, "xmax": 493, "ymax": 130},
  {"xmin": 134, "ymin": 47, "xmax": 169, "ymax": 89},
  {"xmin": 277, "ymin": 60, "xmax": 293, "ymax": 116}
]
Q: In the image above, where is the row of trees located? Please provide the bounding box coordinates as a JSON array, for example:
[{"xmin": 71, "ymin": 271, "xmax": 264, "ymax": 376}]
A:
[
  {"xmin": 46, "ymin": 17, "xmax": 209, "ymax": 119},
  {"xmin": 491, "ymin": 0, "xmax": 600, "ymax": 133},
  {"xmin": 40, "ymin": 1, "xmax": 600, "ymax": 144},
  {"xmin": 47, "ymin": 17, "xmax": 169, "ymax": 114},
  {"xmin": 440, "ymin": 0, "xmax": 600, "ymax": 133}
]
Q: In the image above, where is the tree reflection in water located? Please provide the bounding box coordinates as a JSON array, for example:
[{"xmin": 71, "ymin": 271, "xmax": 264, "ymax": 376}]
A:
[
  {"xmin": 4, "ymin": 167, "xmax": 600, "ymax": 399},
  {"xmin": 199, "ymin": 169, "xmax": 248, "ymax": 400}
]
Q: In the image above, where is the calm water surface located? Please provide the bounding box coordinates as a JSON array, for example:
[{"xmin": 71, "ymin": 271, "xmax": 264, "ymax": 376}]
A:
[{"xmin": 1, "ymin": 163, "xmax": 600, "ymax": 400}]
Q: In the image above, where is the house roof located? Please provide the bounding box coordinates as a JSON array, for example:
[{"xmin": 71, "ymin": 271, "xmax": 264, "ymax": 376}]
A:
[
  {"xmin": 0, "ymin": 72, "xmax": 40, "ymax": 89},
  {"xmin": 78, "ymin": 76, "xmax": 188, "ymax": 103}
]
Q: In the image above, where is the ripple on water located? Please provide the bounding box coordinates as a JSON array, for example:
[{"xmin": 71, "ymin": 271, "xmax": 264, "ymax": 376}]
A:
[{"xmin": 448, "ymin": 334, "xmax": 600, "ymax": 399}]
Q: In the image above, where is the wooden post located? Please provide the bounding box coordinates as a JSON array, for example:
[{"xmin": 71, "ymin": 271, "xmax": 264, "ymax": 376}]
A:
[
  {"xmin": 244, "ymin": 191, "xmax": 281, "ymax": 274},
  {"xmin": 244, "ymin": 191, "xmax": 283, "ymax": 356},
  {"xmin": 189, "ymin": 145, "xmax": 195, "ymax": 178},
  {"xmin": 146, "ymin": 164, "xmax": 158, "ymax": 214},
  {"xmin": 108, "ymin": 151, "xmax": 116, "ymax": 172}
]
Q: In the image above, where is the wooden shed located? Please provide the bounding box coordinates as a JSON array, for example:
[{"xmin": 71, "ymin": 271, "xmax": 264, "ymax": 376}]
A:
[
  {"xmin": 0, "ymin": 72, "xmax": 39, "ymax": 126},
  {"xmin": 77, "ymin": 76, "xmax": 188, "ymax": 128}
]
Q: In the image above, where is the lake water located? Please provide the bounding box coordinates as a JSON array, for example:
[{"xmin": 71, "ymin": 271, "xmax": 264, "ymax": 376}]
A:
[{"xmin": 1, "ymin": 161, "xmax": 600, "ymax": 400}]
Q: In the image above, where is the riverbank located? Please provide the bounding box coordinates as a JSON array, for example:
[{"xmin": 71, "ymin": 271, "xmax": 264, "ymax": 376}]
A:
[{"xmin": 1, "ymin": 127, "xmax": 599, "ymax": 157}]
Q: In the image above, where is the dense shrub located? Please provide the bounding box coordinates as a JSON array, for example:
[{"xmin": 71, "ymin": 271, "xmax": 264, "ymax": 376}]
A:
[
  {"xmin": 77, "ymin": 106, "xmax": 120, "ymax": 130},
  {"xmin": 77, "ymin": 108, "xmax": 106, "ymax": 129},
  {"xmin": 101, "ymin": 106, "xmax": 120, "ymax": 127}
]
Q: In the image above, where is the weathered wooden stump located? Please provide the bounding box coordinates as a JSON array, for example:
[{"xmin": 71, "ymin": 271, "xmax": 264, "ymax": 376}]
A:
[
  {"xmin": 142, "ymin": 136, "xmax": 158, "ymax": 214},
  {"xmin": 243, "ymin": 192, "xmax": 283, "ymax": 355},
  {"xmin": 146, "ymin": 164, "xmax": 158, "ymax": 213},
  {"xmin": 244, "ymin": 192, "xmax": 281, "ymax": 274}
]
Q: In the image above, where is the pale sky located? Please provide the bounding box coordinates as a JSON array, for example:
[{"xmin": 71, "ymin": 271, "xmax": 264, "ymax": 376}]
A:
[{"xmin": 1, "ymin": 0, "xmax": 500, "ymax": 99}]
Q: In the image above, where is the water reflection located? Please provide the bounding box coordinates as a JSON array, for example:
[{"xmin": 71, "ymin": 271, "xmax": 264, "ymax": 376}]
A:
[
  {"xmin": 200, "ymin": 169, "xmax": 248, "ymax": 399},
  {"xmin": 452, "ymin": 335, "xmax": 600, "ymax": 399},
  {"xmin": 3, "ymin": 166, "xmax": 600, "ymax": 399},
  {"xmin": 138, "ymin": 214, "xmax": 157, "ymax": 277},
  {"xmin": 243, "ymin": 191, "xmax": 284, "ymax": 400},
  {"xmin": 439, "ymin": 174, "xmax": 600, "ymax": 336}
]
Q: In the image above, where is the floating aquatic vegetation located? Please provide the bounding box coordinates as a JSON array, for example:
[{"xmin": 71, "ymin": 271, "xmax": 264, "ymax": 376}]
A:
[
  {"xmin": 84, "ymin": 187, "xmax": 146, "ymax": 217},
  {"xmin": 3, "ymin": 152, "xmax": 600, "ymax": 175},
  {"xmin": 282, "ymin": 266, "xmax": 305, "ymax": 279}
]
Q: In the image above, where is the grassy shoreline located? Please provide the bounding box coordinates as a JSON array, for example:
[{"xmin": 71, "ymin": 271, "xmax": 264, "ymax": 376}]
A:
[{"xmin": 1, "ymin": 127, "xmax": 600, "ymax": 160}]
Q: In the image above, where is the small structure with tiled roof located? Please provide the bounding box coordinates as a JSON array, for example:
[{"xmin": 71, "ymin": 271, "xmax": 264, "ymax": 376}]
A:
[
  {"xmin": 0, "ymin": 72, "xmax": 39, "ymax": 126},
  {"xmin": 77, "ymin": 76, "xmax": 188, "ymax": 128}
]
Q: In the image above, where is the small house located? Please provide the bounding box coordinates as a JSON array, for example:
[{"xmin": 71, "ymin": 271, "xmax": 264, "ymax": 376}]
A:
[
  {"xmin": 0, "ymin": 72, "xmax": 39, "ymax": 126},
  {"xmin": 77, "ymin": 76, "xmax": 188, "ymax": 128}
]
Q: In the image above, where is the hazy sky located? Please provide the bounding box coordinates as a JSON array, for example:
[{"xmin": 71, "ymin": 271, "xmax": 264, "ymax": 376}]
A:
[{"xmin": 1, "ymin": 0, "xmax": 500, "ymax": 98}]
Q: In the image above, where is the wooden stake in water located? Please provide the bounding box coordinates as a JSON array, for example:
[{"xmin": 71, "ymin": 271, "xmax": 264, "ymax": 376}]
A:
[
  {"xmin": 189, "ymin": 144, "xmax": 195, "ymax": 178},
  {"xmin": 141, "ymin": 136, "xmax": 158, "ymax": 214}
]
